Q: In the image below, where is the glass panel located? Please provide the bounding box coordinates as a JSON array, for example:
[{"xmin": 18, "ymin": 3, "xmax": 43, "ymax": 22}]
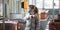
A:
[
  {"xmin": 44, "ymin": 0, "xmax": 53, "ymax": 9},
  {"xmin": 54, "ymin": 0, "xmax": 59, "ymax": 9},
  {"xmin": 44, "ymin": 0, "xmax": 59, "ymax": 9},
  {"xmin": 27, "ymin": 0, "xmax": 36, "ymax": 5},
  {"xmin": 36, "ymin": 0, "xmax": 43, "ymax": 9},
  {"xmin": 29, "ymin": 0, "xmax": 33, "ymax": 5},
  {"xmin": 10, "ymin": 0, "xmax": 24, "ymax": 19},
  {"xmin": 32, "ymin": 0, "xmax": 36, "ymax": 5}
]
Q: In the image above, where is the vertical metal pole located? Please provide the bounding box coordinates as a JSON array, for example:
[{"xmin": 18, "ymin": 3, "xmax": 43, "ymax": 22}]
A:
[
  {"xmin": 43, "ymin": 0, "xmax": 44, "ymax": 10},
  {"xmin": 5, "ymin": 3, "xmax": 7, "ymax": 18},
  {"xmin": 28, "ymin": 0, "xmax": 29, "ymax": 5},
  {"xmin": 59, "ymin": 0, "xmax": 60, "ymax": 9},
  {"xmin": 2, "ymin": 0, "xmax": 5, "ymax": 30},
  {"xmin": 52, "ymin": 0, "xmax": 54, "ymax": 21},
  {"xmin": 18, "ymin": 1, "xmax": 20, "ymax": 13},
  {"xmin": 59, "ymin": 0, "xmax": 60, "ymax": 14},
  {"xmin": 32, "ymin": 0, "xmax": 33, "ymax": 5},
  {"xmin": 20, "ymin": 0, "xmax": 22, "ymax": 13}
]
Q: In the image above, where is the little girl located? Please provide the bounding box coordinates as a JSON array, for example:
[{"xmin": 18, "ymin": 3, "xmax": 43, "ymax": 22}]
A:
[{"xmin": 23, "ymin": 5, "xmax": 39, "ymax": 30}]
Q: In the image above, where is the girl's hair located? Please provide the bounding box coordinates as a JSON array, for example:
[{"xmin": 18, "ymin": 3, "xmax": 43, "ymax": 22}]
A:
[
  {"xmin": 29, "ymin": 5, "xmax": 38, "ymax": 14},
  {"xmin": 29, "ymin": 5, "xmax": 35, "ymax": 9}
]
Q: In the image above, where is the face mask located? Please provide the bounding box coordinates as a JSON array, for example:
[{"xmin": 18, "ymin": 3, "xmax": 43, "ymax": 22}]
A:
[{"xmin": 28, "ymin": 10, "xmax": 32, "ymax": 13}]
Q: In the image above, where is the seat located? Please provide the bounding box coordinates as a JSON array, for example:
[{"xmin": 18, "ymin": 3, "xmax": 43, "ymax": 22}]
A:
[{"xmin": 49, "ymin": 20, "xmax": 60, "ymax": 30}]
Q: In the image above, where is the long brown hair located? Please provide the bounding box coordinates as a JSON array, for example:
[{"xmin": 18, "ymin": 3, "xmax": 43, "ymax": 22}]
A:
[{"xmin": 29, "ymin": 5, "xmax": 38, "ymax": 14}]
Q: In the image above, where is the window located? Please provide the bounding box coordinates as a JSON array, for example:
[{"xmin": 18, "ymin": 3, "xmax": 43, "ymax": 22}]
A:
[
  {"xmin": 44, "ymin": 0, "xmax": 53, "ymax": 9},
  {"xmin": 35, "ymin": 0, "xmax": 59, "ymax": 9},
  {"xmin": 28, "ymin": 0, "xmax": 33, "ymax": 5},
  {"xmin": 36, "ymin": 0, "xmax": 43, "ymax": 9},
  {"xmin": 0, "ymin": 3, "xmax": 3, "ymax": 16},
  {"xmin": 54, "ymin": 0, "xmax": 59, "ymax": 9}
]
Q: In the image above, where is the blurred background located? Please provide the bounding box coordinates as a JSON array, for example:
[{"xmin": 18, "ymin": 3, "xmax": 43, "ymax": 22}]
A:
[{"xmin": 0, "ymin": 0, "xmax": 60, "ymax": 30}]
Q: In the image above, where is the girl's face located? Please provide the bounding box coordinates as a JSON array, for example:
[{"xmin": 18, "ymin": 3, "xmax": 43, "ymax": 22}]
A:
[
  {"xmin": 30, "ymin": 9, "xmax": 34, "ymax": 15},
  {"xmin": 29, "ymin": 5, "xmax": 35, "ymax": 15}
]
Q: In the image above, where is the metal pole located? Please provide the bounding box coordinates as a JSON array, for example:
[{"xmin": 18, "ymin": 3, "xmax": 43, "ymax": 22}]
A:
[
  {"xmin": 18, "ymin": 1, "xmax": 20, "ymax": 13},
  {"xmin": 59, "ymin": 0, "xmax": 60, "ymax": 9},
  {"xmin": 32, "ymin": 0, "xmax": 33, "ymax": 5},
  {"xmin": 2, "ymin": 0, "xmax": 5, "ymax": 30},
  {"xmin": 43, "ymin": 0, "xmax": 44, "ymax": 10},
  {"xmin": 20, "ymin": 0, "xmax": 22, "ymax": 14},
  {"xmin": 52, "ymin": 0, "xmax": 54, "ymax": 21},
  {"xmin": 58, "ymin": 0, "xmax": 60, "ymax": 20}
]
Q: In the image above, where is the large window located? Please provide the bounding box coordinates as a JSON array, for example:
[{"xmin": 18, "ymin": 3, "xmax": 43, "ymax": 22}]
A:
[
  {"xmin": 54, "ymin": 0, "xmax": 59, "ymax": 9},
  {"xmin": 36, "ymin": 0, "xmax": 43, "ymax": 9},
  {"xmin": 28, "ymin": 0, "xmax": 59, "ymax": 9},
  {"xmin": 9, "ymin": 0, "xmax": 24, "ymax": 19},
  {"xmin": 44, "ymin": 0, "xmax": 53, "ymax": 9}
]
